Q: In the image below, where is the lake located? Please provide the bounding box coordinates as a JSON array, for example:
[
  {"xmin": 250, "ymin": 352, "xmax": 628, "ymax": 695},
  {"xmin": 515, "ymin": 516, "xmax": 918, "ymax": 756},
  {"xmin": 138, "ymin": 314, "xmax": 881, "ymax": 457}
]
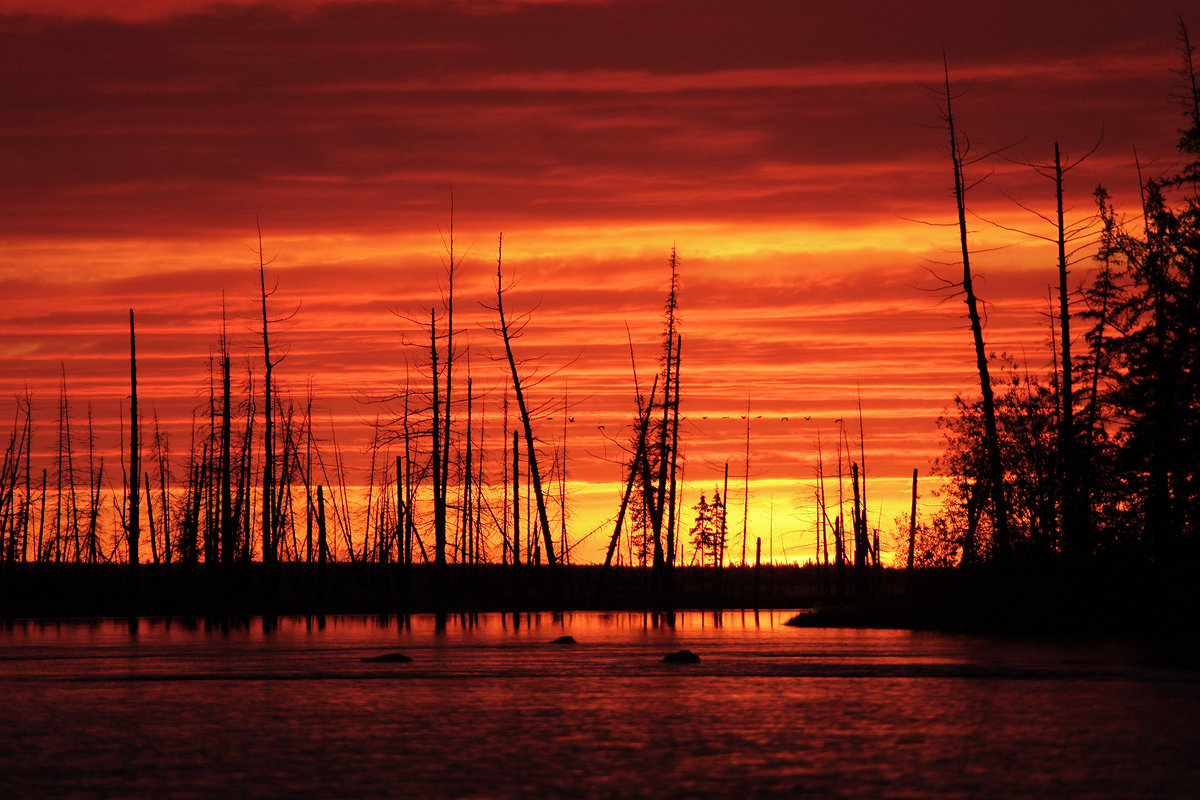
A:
[{"xmin": 0, "ymin": 610, "xmax": 1196, "ymax": 798}]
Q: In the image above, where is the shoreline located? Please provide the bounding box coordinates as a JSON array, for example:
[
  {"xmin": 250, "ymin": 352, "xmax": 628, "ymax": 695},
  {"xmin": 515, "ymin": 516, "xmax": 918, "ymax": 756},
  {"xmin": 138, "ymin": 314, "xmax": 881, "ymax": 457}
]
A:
[{"xmin": 3, "ymin": 563, "xmax": 1195, "ymax": 648}]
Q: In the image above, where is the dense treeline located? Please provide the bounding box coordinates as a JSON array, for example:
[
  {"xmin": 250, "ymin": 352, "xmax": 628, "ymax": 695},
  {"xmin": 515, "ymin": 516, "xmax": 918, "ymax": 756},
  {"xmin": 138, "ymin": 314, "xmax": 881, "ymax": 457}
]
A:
[{"xmin": 921, "ymin": 25, "xmax": 1200, "ymax": 574}]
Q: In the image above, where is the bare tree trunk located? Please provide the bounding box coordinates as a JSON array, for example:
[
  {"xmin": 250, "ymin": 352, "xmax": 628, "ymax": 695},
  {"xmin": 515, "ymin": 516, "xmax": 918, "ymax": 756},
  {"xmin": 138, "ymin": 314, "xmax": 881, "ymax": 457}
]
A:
[
  {"xmin": 908, "ymin": 469, "xmax": 919, "ymax": 571},
  {"xmin": 188, "ymin": 461, "xmax": 203, "ymax": 564},
  {"xmin": 852, "ymin": 461, "xmax": 866, "ymax": 595},
  {"xmin": 84, "ymin": 405, "xmax": 98, "ymax": 565},
  {"xmin": 128, "ymin": 310, "xmax": 140, "ymax": 567},
  {"xmin": 651, "ymin": 355, "xmax": 670, "ymax": 570},
  {"xmin": 36, "ymin": 468, "xmax": 47, "ymax": 564},
  {"xmin": 834, "ymin": 425, "xmax": 846, "ymax": 597},
  {"xmin": 857, "ymin": 389, "xmax": 870, "ymax": 567},
  {"xmin": 742, "ymin": 395, "xmax": 751, "ymax": 568},
  {"xmin": 237, "ymin": 378, "xmax": 256, "ymax": 563},
  {"xmin": 816, "ymin": 427, "xmax": 830, "ymax": 594},
  {"xmin": 501, "ymin": 388, "xmax": 509, "ymax": 565},
  {"xmin": 494, "ymin": 235, "xmax": 556, "ymax": 566},
  {"xmin": 559, "ymin": 384, "xmax": 568, "ymax": 566},
  {"xmin": 441, "ymin": 193, "xmax": 456, "ymax": 572},
  {"xmin": 666, "ymin": 334, "xmax": 682, "ymax": 568},
  {"xmin": 257, "ymin": 222, "xmax": 276, "ymax": 566},
  {"xmin": 511, "ymin": 427, "xmax": 520, "ymax": 567},
  {"xmin": 605, "ymin": 430, "xmax": 647, "ymax": 568},
  {"xmin": 719, "ymin": 462, "xmax": 730, "ymax": 569},
  {"xmin": 403, "ymin": 387, "xmax": 414, "ymax": 567},
  {"xmin": 430, "ymin": 308, "xmax": 446, "ymax": 570},
  {"xmin": 651, "ymin": 253, "xmax": 681, "ymax": 571},
  {"xmin": 220, "ymin": 320, "xmax": 235, "ymax": 565},
  {"xmin": 943, "ymin": 62, "xmax": 1011, "ymax": 559},
  {"xmin": 1054, "ymin": 142, "xmax": 1080, "ymax": 563},
  {"xmin": 317, "ymin": 484, "xmax": 328, "ymax": 565},
  {"xmin": 476, "ymin": 396, "xmax": 486, "ymax": 566},
  {"xmin": 21, "ymin": 400, "xmax": 33, "ymax": 564},
  {"xmin": 463, "ymin": 377, "xmax": 474, "ymax": 565},
  {"xmin": 145, "ymin": 472, "xmax": 158, "ymax": 565},
  {"xmin": 19, "ymin": 399, "xmax": 32, "ymax": 564},
  {"xmin": 153, "ymin": 412, "xmax": 172, "ymax": 566},
  {"xmin": 397, "ymin": 449, "xmax": 406, "ymax": 566},
  {"xmin": 305, "ymin": 414, "xmax": 313, "ymax": 565}
]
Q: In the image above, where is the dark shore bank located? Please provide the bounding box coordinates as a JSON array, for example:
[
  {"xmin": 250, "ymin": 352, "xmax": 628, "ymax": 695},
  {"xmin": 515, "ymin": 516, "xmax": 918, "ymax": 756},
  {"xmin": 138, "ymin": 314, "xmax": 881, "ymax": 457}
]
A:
[
  {"xmin": 3, "ymin": 562, "xmax": 1196, "ymax": 658},
  {"xmin": 0, "ymin": 562, "xmax": 822, "ymax": 619},
  {"xmin": 2, "ymin": 563, "xmax": 1190, "ymax": 642}
]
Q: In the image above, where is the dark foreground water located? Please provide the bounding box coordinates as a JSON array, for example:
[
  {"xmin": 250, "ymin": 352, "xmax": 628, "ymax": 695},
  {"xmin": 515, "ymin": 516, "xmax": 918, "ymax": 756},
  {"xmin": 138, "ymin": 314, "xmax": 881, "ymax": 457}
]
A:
[{"xmin": 0, "ymin": 611, "xmax": 1196, "ymax": 799}]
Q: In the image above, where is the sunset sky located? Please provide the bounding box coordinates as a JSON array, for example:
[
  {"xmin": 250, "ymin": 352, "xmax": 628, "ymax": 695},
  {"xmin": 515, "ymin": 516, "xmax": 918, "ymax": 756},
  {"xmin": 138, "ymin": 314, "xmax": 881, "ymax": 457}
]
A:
[{"xmin": 1, "ymin": 0, "xmax": 1194, "ymax": 563}]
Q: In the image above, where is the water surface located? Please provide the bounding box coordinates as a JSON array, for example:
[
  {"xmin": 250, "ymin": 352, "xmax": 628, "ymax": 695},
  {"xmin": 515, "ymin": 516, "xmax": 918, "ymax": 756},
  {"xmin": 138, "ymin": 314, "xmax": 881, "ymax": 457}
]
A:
[{"xmin": 1, "ymin": 611, "xmax": 1195, "ymax": 798}]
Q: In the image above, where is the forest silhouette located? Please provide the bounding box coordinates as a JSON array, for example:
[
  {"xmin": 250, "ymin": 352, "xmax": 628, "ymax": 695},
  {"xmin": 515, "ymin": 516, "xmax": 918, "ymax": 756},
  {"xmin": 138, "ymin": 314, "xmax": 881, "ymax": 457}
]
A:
[{"xmin": 1, "ymin": 32, "xmax": 1199, "ymax": 652}]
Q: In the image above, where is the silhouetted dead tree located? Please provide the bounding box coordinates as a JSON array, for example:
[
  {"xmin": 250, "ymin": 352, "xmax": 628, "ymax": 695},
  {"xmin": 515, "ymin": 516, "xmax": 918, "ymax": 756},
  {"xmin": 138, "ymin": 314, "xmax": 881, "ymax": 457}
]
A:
[
  {"xmin": 940, "ymin": 60, "xmax": 1011, "ymax": 560},
  {"xmin": 666, "ymin": 333, "xmax": 682, "ymax": 567},
  {"xmin": 984, "ymin": 137, "xmax": 1101, "ymax": 561},
  {"xmin": 127, "ymin": 310, "xmax": 140, "ymax": 566},
  {"xmin": 1027, "ymin": 141, "xmax": 1099, "ymax": 560},
  {"xmin": 54, "ymin": 366, "xmax": 80, "ymax": 564},
  {"xmin": 852, "ymin": 461, "xmax": 866, "ymax": 595},
  {"xmin": 219, "ymin": 309, "xmax": 236, "ymax": 565},
  {"xmin": 604, "ymin": 357, "xmax": 657, "ymax": 568},
  {"xmin": 511, "ymin": 426, "xmax": 520, "ymax": 566},
  {"xmin": 256, "ymin": 222, "xmax": 277, "ymax": 566},
  {"xmin": 461, "ymin": 377, "xmax": 474, "ymax": 564},
  {"xmin": 429, "ymin": 307, "xmax": 445, "ymax": 569},
  {"xmin": 609, "ymin": 251, "xmax": 683, "ymax": 573},
  {"xmin": 152, "ymin": 411, "xmax": 172, "ymax": 566},
  {"xmin": 652, "ymin": 252, "xmax": 682, "ymax": 571},
  {"xmin": 180, "ymin": 443, "xmax": 202, "ymax": 565},
  {"xmin": 439, "ymin": 191, "xmax": 462, "ymax": 571},
  {"xmin": 1, "ymin": 392, "xmax": 33, "ymax": 564},
  {"xmin": 235, "ymin": 369, "xmax": 256, "ymax": 563},
  {"xmin": 85, "ymin": 405, "xmax": 102, "ymax": 565},
  {"xmin": 834, "ymin": 421, "xmax": 847, "ymax": 596},
  {"xmin": 814, "ymin": 426, "xmax": 831, "ymax": 593},
  {"xmin": 489, "ymin": 234, "xmax": 557, "ymax": 566},
  {"xmin": 908, "ymin": 468, "xmax": 919, "ymax": 571}
]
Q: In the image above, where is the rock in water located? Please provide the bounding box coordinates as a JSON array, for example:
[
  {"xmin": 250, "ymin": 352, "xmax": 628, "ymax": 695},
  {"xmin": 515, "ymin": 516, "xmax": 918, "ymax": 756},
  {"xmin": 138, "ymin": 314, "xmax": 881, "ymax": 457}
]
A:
[
  {"xmin": 662, "ymin": 649, "xmax": 701, "ymax": 664},
  {"xmin": 361, "ymin": 652, "xmax": 412, "ymax": 663},
  {"xmin": 551, "ymin": 635, "xmax": 577, "ymax": 644}
]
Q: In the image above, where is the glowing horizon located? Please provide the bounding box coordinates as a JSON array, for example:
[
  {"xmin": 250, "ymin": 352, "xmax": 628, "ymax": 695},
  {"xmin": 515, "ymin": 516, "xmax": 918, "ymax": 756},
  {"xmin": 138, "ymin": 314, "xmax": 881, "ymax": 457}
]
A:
[{"xmin": 2, "ymin": 0, "xmax": 1193, "ymax": 564}]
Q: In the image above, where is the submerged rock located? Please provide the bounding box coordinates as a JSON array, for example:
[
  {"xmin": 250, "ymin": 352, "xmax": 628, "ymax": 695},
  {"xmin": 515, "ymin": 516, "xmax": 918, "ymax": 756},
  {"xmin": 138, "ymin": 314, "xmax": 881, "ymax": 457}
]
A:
[
  {"xmin": 662, "ymin": 649, "xmax": 701, "ymax": 664},
  {"xmin": 551, "ymin": 635, "xmax": 577, "ymax": 644},
  {"xmin": 361, "ymin": 652, "xmax": 412, "ymax": 663}
]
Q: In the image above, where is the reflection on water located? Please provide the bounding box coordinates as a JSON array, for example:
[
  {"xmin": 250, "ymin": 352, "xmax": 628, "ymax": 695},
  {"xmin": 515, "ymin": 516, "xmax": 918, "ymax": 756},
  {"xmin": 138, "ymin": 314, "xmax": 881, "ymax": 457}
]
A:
[{"xmin": 1, "ymin": 611, "xmax": 1197, "ymax": 798}]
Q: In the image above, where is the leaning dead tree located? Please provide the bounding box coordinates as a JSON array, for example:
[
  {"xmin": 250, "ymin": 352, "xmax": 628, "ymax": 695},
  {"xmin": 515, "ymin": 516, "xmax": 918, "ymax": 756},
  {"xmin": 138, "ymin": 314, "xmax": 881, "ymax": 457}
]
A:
[
  {"xmin": 602, "ymin": 251, "xmax": 683, "ymax": 571},
  {"xmin": 489, "ymin": 234, "xmax": 557, "ymax": 566},
  {"xmin": 941, "ymin": 59, "xmax": 1011, "ymax": 561},
  {"xmin": 604, "ymin": 363, "xmax": 656, "ymax": 568}
]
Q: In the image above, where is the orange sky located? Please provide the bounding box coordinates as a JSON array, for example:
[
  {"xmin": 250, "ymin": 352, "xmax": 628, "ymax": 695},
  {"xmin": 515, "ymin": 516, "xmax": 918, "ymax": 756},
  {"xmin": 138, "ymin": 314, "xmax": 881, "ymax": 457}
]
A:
[{"xmin": 1, "ymin": 0, "xmax": 1193, "ymax": 563}]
